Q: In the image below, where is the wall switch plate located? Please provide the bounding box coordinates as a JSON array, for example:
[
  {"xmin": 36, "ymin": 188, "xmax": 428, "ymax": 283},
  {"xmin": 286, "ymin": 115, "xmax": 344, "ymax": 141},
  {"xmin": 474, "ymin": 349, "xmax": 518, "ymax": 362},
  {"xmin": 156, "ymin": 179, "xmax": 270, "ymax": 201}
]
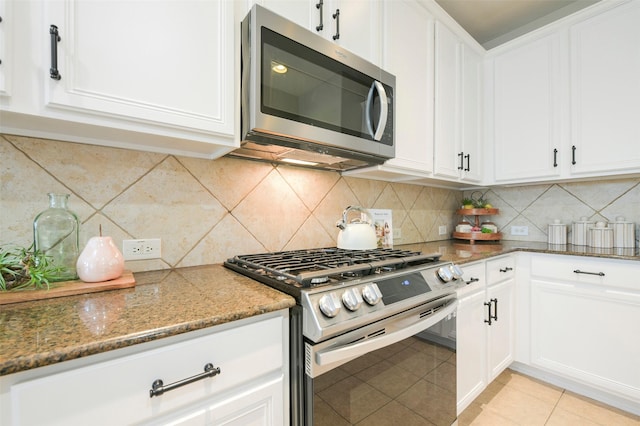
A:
[
  {"xmin": 510, "ymin": 226, "xmax": 529, "ymax": 236},
  {"xmin": 438, "ymin": 225, "xmax": 447, "ymax": 235},
  {"xmin": 122, "ymin": 239, "xmax": 161, "ymax": 260},
  {"xmin": 393, "ymin": 228, "xmax": 402, "ymax": 240}
]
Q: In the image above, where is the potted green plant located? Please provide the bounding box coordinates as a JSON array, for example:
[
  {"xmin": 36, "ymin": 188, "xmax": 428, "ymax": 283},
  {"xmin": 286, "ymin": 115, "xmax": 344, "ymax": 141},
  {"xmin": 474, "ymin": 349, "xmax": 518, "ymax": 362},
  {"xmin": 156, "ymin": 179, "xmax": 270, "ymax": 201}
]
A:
[
  {"xmin": 0, "ymin": 245, "xmax": 63, "ymax": 291},
  {"xmin": 461, "ymin": 198, "xmax": 475, "ymax": 209}
]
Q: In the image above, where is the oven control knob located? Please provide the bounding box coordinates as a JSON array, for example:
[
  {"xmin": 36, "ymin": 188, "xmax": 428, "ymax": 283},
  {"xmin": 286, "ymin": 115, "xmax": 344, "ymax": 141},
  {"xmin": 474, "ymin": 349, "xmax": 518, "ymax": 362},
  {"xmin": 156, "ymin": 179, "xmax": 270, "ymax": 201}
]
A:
[
  {"xmin": 342, "ymin": 288, "xmax": 363, "ymax": 311},
  {"xmin": 449, "ymin": 264, "xmax": 463, "ymax": 280},
  {"xmin": 437, "ymin": 266, "xmax": 454, "ymax": 282},
  {"xmin": 318, "ymin": 293, "xmax": 341, "ymax": 318},
  {"xmin": 362, "ymin": 283, "xmax": 383, "ymax": 305}
]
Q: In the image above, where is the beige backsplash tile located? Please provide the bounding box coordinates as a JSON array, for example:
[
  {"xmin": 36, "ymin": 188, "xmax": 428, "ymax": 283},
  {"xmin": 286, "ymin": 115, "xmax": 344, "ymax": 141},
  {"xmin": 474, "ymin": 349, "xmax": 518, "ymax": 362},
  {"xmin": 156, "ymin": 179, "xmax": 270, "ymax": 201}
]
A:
[{"xmin": 2, "ymin": 134, "xmax": 640, "ymax": 273}]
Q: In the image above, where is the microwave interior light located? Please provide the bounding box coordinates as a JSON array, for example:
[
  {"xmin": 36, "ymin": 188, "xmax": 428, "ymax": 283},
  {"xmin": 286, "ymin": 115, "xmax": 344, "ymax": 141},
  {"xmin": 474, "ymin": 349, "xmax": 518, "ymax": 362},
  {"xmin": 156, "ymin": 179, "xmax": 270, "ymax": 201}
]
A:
[
  {"xmin": 280, "ymin": 158, "xmax": 318, "ymax": 166},
  {"xmin": 271, "ymin": 61, "xmax": 288, "ymax": 74}
]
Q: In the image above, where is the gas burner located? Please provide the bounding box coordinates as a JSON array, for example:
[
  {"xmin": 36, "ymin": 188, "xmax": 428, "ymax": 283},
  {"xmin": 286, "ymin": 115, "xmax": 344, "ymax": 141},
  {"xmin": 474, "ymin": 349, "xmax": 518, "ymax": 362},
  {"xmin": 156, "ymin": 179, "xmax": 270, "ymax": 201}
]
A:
[{"xmin": 224, "ymin": 247, "xmax": 443, "ymax": 298}]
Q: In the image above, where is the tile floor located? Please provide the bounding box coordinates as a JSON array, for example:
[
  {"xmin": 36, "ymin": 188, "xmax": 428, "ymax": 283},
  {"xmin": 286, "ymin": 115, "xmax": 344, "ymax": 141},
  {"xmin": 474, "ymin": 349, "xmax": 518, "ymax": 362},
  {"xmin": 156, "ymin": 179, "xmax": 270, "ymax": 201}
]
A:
[{"xmin": 458, "ymin": 369, "xmax": 640, "ymax": 426}]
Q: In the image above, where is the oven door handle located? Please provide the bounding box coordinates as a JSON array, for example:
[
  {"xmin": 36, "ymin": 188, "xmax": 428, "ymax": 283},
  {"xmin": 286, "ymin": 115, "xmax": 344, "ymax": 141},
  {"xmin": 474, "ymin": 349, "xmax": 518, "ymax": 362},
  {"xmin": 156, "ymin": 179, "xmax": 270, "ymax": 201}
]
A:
[{"xmin": 315, "ymin": 301, "xmax": 456, "ymax": 367}]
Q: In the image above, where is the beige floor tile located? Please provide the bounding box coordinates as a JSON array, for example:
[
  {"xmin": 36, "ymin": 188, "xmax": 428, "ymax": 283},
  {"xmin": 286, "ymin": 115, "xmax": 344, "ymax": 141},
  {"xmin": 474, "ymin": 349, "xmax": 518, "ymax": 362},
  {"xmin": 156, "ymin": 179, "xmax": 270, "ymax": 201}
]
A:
[
  {"xmin": 545, "ymin": 407, "xmax": 601, "ymax": 426},
  {"xmin": 482, "ymin": 385, "xmax": 555, "ymax": 425},
  {"xmin": 502, "ymin": 372, "xmax": 563, "ymax": 405},
  {"xmin": 556, "ymin": 391, "xmax": 640, "ymax": 426},
  {"xmin": 467, "ymin": 407, "xmax": 519, "ymax": 426}
]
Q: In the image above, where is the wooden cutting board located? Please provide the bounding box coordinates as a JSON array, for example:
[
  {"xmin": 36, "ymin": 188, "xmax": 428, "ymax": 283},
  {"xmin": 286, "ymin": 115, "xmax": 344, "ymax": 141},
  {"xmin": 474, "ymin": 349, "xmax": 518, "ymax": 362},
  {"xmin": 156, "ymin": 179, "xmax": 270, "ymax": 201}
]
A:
[{"xmin": 0, "ymin": 271, "xmax": 135, "ymax": 305}]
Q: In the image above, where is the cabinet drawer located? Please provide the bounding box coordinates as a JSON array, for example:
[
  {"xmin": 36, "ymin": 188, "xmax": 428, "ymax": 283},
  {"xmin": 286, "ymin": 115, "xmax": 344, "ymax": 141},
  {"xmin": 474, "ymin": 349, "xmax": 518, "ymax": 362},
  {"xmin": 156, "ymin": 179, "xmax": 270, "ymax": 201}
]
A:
[
  {"xmin": 9, "ymin": 315, "xmax": 285, "ymax": 425},
  {"xmin": 457, "ymin": 261, "xmax": 486, "ymax": 298},
  {"xmin": 486, "ymin": 255, "xmax": 515, "ymax": 285},
  {"xmin": 531, "ymin": 253, "xmax": 640, "ymax": 291}
]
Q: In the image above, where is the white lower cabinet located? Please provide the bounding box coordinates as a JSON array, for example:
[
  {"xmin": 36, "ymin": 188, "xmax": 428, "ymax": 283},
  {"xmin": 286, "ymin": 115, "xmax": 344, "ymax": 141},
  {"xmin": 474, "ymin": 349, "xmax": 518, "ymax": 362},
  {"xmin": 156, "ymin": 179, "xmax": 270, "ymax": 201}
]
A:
[
  {"xmin": 527, "ymin": 254, "xmax": 640, "ymax": 407},
  {"xmin": 457, "ymin": 255, "xmax": 515, "ymax": 414},
  {"xmin": 0, "ymin": 311, "xmax": 289, "ymax": 426}
]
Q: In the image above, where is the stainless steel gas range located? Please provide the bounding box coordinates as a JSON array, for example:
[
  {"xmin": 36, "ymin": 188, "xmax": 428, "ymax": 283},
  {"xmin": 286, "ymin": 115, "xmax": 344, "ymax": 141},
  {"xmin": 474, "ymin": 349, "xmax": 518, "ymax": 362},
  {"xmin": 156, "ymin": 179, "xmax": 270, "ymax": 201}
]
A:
[{"xmin": 225, "ymin": 247, "xmax": 465, "ymax": 425}]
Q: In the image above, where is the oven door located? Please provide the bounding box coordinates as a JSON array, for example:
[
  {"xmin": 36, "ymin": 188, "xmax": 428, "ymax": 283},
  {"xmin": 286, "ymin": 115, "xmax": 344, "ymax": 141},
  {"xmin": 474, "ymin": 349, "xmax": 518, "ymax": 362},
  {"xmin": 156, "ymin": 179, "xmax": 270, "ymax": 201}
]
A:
[{"xmin": 304, "ymin": 297, "xmax": 457, "ymax": 425}]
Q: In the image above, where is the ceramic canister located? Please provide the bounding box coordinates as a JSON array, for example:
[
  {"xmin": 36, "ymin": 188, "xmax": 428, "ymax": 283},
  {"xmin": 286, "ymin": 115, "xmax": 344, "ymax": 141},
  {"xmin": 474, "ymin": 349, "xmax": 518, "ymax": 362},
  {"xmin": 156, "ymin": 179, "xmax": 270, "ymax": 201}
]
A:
[
  {"xmin": 612, "ymin": 216, "xmax": 635, "ymax": 248},
  {"xmin": 548, "ymin": 219, "xmax": 567, "ymax": 245},
  {"xmin": 588, "ymin": 222, "xmax": 613, "ymax": 249},
  {"xmin": 572, "ymin": 217, "xmax": 594, "ymax": 246}
]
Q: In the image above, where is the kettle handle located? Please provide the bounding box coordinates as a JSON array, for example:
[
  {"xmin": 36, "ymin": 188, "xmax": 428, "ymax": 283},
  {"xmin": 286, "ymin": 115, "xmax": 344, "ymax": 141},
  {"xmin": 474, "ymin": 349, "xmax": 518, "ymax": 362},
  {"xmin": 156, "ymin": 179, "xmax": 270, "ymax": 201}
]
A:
[{"xmin": 336, "ymin": 206, "xmax": 374, "ymax": 230}]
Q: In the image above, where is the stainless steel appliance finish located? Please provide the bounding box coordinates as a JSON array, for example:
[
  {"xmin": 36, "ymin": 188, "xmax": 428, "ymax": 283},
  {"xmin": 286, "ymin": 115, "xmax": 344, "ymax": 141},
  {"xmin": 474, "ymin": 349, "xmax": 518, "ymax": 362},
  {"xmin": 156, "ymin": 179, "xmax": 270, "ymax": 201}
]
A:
[
  {"xmin": 224, "ymin": 247, "xmax": 462, "ymax": 425},
  {"xmin": 234, "ymin": 5, "xmax": 395, "ymax": 172}
]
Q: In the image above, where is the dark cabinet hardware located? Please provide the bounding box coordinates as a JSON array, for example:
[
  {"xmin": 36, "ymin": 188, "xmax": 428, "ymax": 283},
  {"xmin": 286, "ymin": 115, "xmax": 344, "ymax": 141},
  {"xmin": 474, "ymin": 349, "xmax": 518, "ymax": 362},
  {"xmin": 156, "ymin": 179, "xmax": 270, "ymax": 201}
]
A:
[
  {"xmin": 315, "ymin": 0, "xmax": 324, "ymax": 31},
  {"xmin": 457, "ymin": 152, "xmax": 464, "ymax": 170},
  {"xmin": 491, "ymin": 298, "xmax": 498, "ymax": 321},
  {"xmin": 465, "ymin": 277, "xmax": 479, "ymax": 285},
  {"xmin": 573, "ymin": 269, "xmax": 605, "ymax": 277},
  {"xmin": 149, "ymin": 363, "xmax": 221, "ymax": 398},
  {"xmin": 484, "ymin": 301, "xmax": 492, "ymax": 325},
  {"xmin": 553, "ymin": 148, "xmax": 558, "ymax": 167},
  {"xmin": 464, "ymin": 153, "xmax": 470, "ymax": 172},
  {"xmin": 499, "ymin": 267, "xmax": 513, "ymax": 273},
  {"xmin": 332, "ymin": 9, "xmax": 340, "ymax": 40},
  {"xmin": 49, "ymin": 25, "xmax": 61, "ymax": 80},
  {"xmin": 572, "ymin": 145, "xmax": 577, "ymax": 165}
]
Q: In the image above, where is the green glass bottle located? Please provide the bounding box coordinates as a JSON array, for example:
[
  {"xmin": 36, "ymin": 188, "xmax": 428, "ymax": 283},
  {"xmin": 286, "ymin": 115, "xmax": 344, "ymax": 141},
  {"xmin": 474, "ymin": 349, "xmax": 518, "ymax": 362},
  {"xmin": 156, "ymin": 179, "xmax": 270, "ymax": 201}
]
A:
[{"xmin": 33, "ymin": 193, "xmax": 80, "ymax": 281}]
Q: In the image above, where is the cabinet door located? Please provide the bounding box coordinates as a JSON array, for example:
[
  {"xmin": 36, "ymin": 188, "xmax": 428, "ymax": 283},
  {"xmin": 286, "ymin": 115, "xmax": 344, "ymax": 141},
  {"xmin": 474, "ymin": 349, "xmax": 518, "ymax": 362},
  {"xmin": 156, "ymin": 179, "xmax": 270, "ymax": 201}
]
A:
[
  {"xmin": 146, "ymin": 375, "xmax": 285, "ymax": 426},
  {"xmin": 433, "ymin": 21, "xmax": 461, "ymax": 180},
  {"xmin": 569, "ymin": 1, "xmax": 640, "ymax": 176},
  {"xmin": 258, "ymin": 0, "xmax": 317, "ymax": 31},
  {"xmin": 331, "ymin": 0, "xmax": 382, "ymax": 66},
  {"xmin": 492, "ymin": 33, "xmax": 565, "ymax": 182},
  {"xmin": 486, "ymin": 279, "xmax": 515, "ymax": 381},
  {"xmin": 44, "ymin": 0, "xmax": 234, "ymax": 137},
  {"xmin": 460, "ymin": 44, "xmax": 483, "ymax": 182},
  {"xmin": 531, "ymin": 279, "xmax": 640, "ymax": 401},
  {"xmin": 381, "ymin": 0, "xmax": 434, "ymax": 173}
]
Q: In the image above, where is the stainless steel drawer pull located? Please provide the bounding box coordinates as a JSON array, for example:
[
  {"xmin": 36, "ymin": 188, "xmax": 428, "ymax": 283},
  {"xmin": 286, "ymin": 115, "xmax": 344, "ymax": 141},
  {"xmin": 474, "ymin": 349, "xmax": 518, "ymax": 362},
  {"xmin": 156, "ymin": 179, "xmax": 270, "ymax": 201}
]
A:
[
  {"xmin": 499, "ymin": 267, "xmax": 513, "ymax": 273},
  {"xmin": 573, "ymin": 269, "xmax": 605, "ymax": 277},
  {"xmin": 149, "ymin": 363, "xmax": 221, "ymax": 398}
]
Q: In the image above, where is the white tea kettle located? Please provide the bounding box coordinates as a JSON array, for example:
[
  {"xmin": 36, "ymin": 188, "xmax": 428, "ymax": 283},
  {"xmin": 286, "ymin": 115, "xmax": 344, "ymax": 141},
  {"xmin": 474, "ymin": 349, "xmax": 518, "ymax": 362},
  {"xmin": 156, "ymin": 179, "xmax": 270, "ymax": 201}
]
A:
[{"xmin": 336, "ymin": 206, "xmax": 378, "ymax": 250}]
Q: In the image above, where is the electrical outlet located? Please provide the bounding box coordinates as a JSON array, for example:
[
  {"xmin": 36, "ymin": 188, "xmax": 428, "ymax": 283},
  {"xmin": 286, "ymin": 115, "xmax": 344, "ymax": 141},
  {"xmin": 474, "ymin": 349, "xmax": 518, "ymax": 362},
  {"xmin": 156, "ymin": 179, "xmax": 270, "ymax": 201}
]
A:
[
  {"xmin": 122, "ymin": 239, "xmax": 161, "ymax": 260},
  {"xmin": 438, "ymin": 225, "xmax": 447, "ymax": 235},
  {"xmin": 510, "ymin": 226, "xmax": 529, "ymax": 236},
  {"xmin": 393, "ymin": 228, "xmax": 402, "ymax": 239}
]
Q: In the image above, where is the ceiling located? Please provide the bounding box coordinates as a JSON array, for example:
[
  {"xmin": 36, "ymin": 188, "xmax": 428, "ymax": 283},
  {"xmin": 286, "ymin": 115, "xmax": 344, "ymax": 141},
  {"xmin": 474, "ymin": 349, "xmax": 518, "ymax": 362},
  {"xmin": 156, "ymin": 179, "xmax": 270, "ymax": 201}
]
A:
[{"xmin": 434, "ymin": 0, "xmax": 600, "ymax": 49}]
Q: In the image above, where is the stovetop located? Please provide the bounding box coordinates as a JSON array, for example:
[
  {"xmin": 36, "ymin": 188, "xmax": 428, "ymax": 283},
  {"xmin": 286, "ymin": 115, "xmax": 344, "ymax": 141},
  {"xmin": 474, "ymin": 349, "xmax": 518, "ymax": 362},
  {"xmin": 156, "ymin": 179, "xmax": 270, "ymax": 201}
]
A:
[{"xmin": 224, "ymin": 247, "xmax": 442, "ymax": 298}]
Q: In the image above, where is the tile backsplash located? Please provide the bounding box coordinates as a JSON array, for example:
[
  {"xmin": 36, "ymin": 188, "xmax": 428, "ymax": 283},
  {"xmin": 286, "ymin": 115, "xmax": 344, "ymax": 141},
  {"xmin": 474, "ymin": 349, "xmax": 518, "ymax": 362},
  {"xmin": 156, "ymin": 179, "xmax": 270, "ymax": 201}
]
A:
[
  {"xmin": 0, "ymin": 135, "xmax": 459, "ymax": 272},
  {"xmin": 2, "ymin": 134, "xmax": 639, "ymax": 273}
]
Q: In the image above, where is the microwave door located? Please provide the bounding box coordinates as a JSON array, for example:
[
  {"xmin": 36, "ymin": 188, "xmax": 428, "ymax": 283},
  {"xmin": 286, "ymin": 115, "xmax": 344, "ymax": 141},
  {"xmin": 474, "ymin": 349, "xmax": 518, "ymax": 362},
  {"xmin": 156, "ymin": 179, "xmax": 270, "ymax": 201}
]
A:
[{"xmin": 365, "ymin": 81, "xmax": 389, "ymax": 141}]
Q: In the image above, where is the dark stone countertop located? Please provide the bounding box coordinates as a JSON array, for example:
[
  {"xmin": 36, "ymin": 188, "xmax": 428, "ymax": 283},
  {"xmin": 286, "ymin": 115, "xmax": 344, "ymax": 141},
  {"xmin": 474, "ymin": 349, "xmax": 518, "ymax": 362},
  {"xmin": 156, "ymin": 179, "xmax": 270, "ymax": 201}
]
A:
[
  {"xmin": 399, "ymin": 239, "xmax": 640, "ymax": 265},
  {"xmin": 0, "ymin": 265, "xmax": 295, "ymax": 376},
  {"xmin": 1, "ymin": 240, "xmax": 637, "ymax": 377}
]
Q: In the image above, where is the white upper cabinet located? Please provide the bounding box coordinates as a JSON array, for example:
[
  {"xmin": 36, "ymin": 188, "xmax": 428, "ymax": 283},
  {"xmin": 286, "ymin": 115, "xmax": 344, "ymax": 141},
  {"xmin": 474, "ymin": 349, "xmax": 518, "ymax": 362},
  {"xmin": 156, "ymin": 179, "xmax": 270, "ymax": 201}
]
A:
[
  {"xmin": 489, "ymin": 32, "xmax": 566, "ymax": 183},
  {"xmin": 488, "ymin": 0, "xmax": 640, "ymax": 184},
  {"xmin": 258, "ymin": 0, "xmax": 382, "ymax": 65},
  {"xmin": 569, "ymin": 0, "xmax": 640, "ymax": 176},
  {"xmin": 381, "ymin": 0, "xmax": 434, "ymax": 173},
  {"xmin": 1, "ymin": 0, "xmax": 236, "ymax": 159},
  {"xmin": 433, "ymin": 21, "xmax": 483, "ymax": 183}
]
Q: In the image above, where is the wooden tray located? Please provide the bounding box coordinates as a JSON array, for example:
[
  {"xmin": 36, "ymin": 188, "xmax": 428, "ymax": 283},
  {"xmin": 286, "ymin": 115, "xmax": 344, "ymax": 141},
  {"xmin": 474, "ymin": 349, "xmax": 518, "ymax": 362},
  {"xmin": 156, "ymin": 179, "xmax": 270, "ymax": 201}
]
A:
[
  {"xmin": 0, "ymin": 271, "xmax": 135, "ymax": 305},
  {"xmin": 453, "ymin": 231, "xmax": 503, "ymax": 244}
]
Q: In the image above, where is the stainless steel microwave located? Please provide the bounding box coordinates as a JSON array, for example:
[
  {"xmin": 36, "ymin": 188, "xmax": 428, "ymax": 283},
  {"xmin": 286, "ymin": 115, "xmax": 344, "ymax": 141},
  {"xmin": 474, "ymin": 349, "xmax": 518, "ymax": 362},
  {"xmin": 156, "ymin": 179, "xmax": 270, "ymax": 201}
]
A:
[{"xmin": 231, "ymin": 4, "xmax": 395, "ymax": 171}]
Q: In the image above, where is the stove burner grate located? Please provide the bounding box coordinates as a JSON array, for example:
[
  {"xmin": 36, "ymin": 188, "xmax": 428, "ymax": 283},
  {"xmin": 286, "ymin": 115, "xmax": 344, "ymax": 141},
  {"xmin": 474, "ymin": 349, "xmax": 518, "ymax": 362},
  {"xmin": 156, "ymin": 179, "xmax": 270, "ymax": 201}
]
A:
[{"xmin": 226, "ymin": 247, "xmax": 442, "ymax": 288}]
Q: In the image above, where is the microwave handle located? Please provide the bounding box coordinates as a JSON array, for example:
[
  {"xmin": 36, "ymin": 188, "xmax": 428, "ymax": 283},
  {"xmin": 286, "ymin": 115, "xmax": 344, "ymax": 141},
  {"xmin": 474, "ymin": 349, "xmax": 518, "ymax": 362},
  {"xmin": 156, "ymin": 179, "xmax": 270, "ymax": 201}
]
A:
[{"xmin": 365, "ymin": 81, "xmax": 388, "ymax": 141}]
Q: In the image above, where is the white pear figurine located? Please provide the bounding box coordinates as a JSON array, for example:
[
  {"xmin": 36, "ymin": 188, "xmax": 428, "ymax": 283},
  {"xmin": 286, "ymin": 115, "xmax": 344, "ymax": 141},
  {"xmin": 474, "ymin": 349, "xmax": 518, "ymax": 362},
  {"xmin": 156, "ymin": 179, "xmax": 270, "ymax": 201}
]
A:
[{"xmin": 77, "ymin": 226, "xmax": 124, "ymax": 282}]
